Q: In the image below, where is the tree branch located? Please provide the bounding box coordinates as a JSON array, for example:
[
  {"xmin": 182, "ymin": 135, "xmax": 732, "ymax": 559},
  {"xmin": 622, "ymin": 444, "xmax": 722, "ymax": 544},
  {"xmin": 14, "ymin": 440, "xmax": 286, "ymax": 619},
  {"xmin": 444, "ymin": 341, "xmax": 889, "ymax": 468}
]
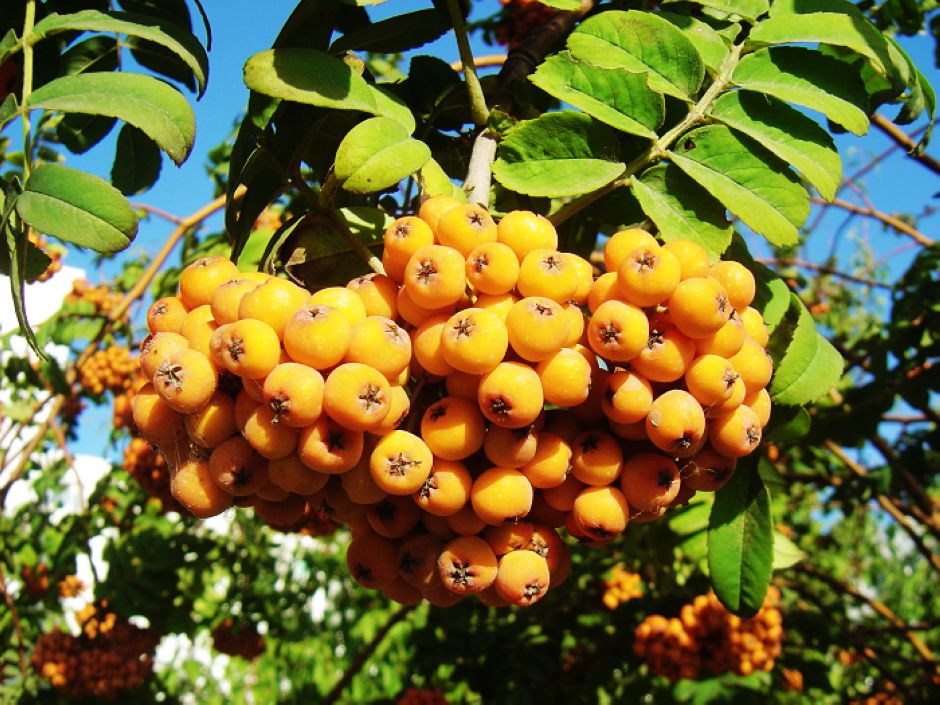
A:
[
  {"xmin": 446, "ymin": 0, "xmax": 488, "ymax": 126},
  {"xmin": 321, "ymin": 604, "xmax": 415, "ymax": 705},
  {"xmin": 463, "ymin": 130, "xmax": 499, "ymax": 209},
  {"xmin": 0, "ymin": 564, "xmax": 28, "ymax": 681},
  {"xmin": 759, "ymin": 257, "xmax": 892, "ymax": 289},
  {"xmin": 812, "ymin": 196, "xmax": 934, "ymax": 246},
  {"xmin": 872, "ymin": 114, "xmax": 940, "ymax": 175}
]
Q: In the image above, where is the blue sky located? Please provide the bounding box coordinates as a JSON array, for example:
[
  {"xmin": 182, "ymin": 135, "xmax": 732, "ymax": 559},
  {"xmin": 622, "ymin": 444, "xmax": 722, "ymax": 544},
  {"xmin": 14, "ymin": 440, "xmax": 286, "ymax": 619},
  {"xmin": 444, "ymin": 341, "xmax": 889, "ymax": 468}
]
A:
[{"xmin": 46, "ymin": 0, "xmax": 939, "ymax": 456}]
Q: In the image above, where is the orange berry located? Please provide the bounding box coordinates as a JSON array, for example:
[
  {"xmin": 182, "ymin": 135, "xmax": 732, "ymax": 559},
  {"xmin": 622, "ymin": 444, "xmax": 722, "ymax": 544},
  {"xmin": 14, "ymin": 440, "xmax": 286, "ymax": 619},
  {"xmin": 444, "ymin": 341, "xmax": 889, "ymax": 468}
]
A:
[
  {"xmin": 680, "ymin": 446, "xmax": 736, "ymax": 492},
  {"xmin": 208, "ymin": 436, "xmax": 269, "ymax": 496},
  {"xmin": 346, "ymin": 531, "xmax": 399, "ymax": 589},
  {"xmin": 323, "ymin": 362, "xmax": 391, "ymax": 431},
  {"xmin": 340, "ymin": 446, "xmax": 388, "ymax": 504},
  {"xmin": 414, "ymin": 458, "xmax": 473, "ymax": 516},
  {"xmin": 695, "ymin": 311, "xmax": 746, "ymax": 358},
  {"xmin": 471, "ymin": 467, "xmax": 534, "ymax": 525},
  {"xmin": 477, "ymin": 361, "xmax": 544, "ymax": 429},
  {"xmin": 445, "ymin": 371, "xmax": 481, "ymax": 401},
  {"xmin": 619, "ymin": 452, "xmax": 680, "ymax": 511},
  {"xmin": 397, "ymin": 534, "xmax": 444, "ymax": 590},
  {"xmin": 744, "ymin": 388, "xmax": 772, "ymax": 427},
  {"xmin": 297, "ymin": 415, "xmax": 364, "ymax": 474},
  {"xmin": 601, "ymin": 369, "xmax": 653, "ymax": 425},
  {"xmin": 483, "ymin": 423, "xmax": 540, "ymax": 467},
  {"xmin": 587, "ymin": 271, "xmax": 619, "ymax": 313},
  {"xmin": 171, "ymin": 457, "xmax": 233, "ymax": 518},
  {"xmin": 438, "ymin": 535, "xmax": 498, "ymax": 594},
  {"xmin": 210, "ymin": 278, "xmax": 258, "ymax": 325},
  {"xmin": 709, "ymin": 374, "xmax": 747, "ymax": 417},
  {"xmin": 740, "ymin": 307, "xmax": 769, "ymax": 347},
  {"xmin": 131, "ymin": 383, "xmax": 187, "ymax": 450},
  {"xmin": 242, "ymin": 405, "xmax": 298, "ymax": 459},
  {"xmin": 366, "ymin": 495, "xmax": 421, "ymax": 538},
  {"xmin": 210, "ymin": 318, "xmax": 281, "ymax": 380},
  {"xmin": 709, "ymin": 405, "xmax": 762, "ymax": 457},
  {"xmin": 368, "ymin": 384, "xmax": 411, "ymax": 436},
  {"xmin": 494, "ymin": 550, "xmax": 550, "ymax": 607},
  {"xmin": 517, "ymin": 248, "xmax": 579, "ymax": 303},
  {"xmin": 587, "ymin": 299, "xmax": 648, "ymax": 362},
  {"xmin": 496, "ymin": 210, "xmax": 557, "ymax": 260},
  {"xmin": 384, "ymin": 216, "xmax": 434, "ymax": 263},
  {"xmin": 663, "ymin": 239, "xmax": 711, "ymax": 279},
  {"xmin": 418, "ymin": 194, "xmax": 463, "ymax": 237},
  {"xmin": 541, "ymin": 473, "xmax": 585, "ymax": 512},
  {"xmin": 185, "ymin": 391, "xmax": 237, "ymax": 449},
  {"xmin": 570, "ymin": 429, "xmax": 623, "ymax": 486},
  {"xmin": 603, "ymin": 228, "xmax": 657, "ymax": 272},
  {"xmin": 561, "ymin": 303, "xmax": 587, "ymax": 346},
  {"xmin": 346, "ymin": 273, "xmax": 399, "ymax": 319},
  {"xmin": 283, "ymin": 304, "xmax": 351, "ymax": 370},
  {"xmin": 139, "ymin": 331, "xmax": 189, "ymax": 380},
  {"xmin": 370, "ymin": 430, "xmax": 433, "ymax": 495},
  {"xmin": 404, "ymin": 244, "xmax": 466, "ymax": 309},
  {"xmin": 566, "ymin": 253, "xmax": 594, "ymax": 305},
  {"xmin": 536, "ymin": 348, "xmax": 592, "ymax": 407},
  {"xmin": 420, "ymin": 396, "xmax": 486, "ymax": 461},
  {"xmin": 520, "ymin": 432, "xmax": 572, "ymax": 489},
  {"xmin": 308, "ymin": 286, "xmax": 367, "ymax": 325},
  {"xmin": 396, "ymin": 284, "xmax": 456, "ymax": 327},
  {"xmin": 617, "ymin": 244, "xmax": 681, "ymax": 307},
  {"xmin": 382, "ymin": 248, "xmax": 408, "ymax": 284},
  {"xmin": 445, "ymin": 503, "xmax": 488, "ymax": 536},
  {"xmin": 437, "ymin": 204, "xmax": 498, "ymax": 257},
  {"xmin": 474, "ymin": 291, "xmax": 518, "ymax": 321},
  {"xmin": 178, "ymin": 256, "xmax": 239, "ymax": 310},
  {"xmin": 262, "ymin": 362, "xmax": 324, "ymax": 428},
  {"xmin": 631, "ymin": 314, "xmax": 695, "ymax": 383},
  {"xmin": 238, "ymin": 277, "xmax": 308, "ymax": 338},
  {"xmin": 668, "ymin": 277, "xmax": 732, "ymax": 339},
  {"xmin": 645, "ymin": 389, "xmax": 706, "ymax": 457},
  {"xmin": 571, "ymin": 485, "xmax": 629, "ymax": 540},
  {"xmin": 685, "ymin": 354, "xmax": 740, "ymax": 408},
  {"xmin": 465, "ymin": 241, "xmax": 520, "ymax": 295},
  {"xmin": 268, "ymin": 452, "xmax": 330, "ymax": 496},
  {"xmin": 729, "ymin": 338, "xmax": 773, "ymax": 395},
  {"xmin": 153, "ymin": 349, "xmax": 217, "ymax": 414},
  {"xmin": 411, "ymin": 314, "xmax": 455, "ymax": 377},
  {"xmin": 344, "ymin": 316, "xmax": 411, "ymax": 380},
  {"xmin": 440, "ymin": 308, "xmax": 509, "ymax": 375},
  {"xmin": 506, "ymin": 296, "xmax": 569, "ymax": 362},
  {"xmin": 709, "ymin": 260, "xmax": 756, "ymax": 310},
  {"xmin": 147, "ymin": 296, "xmax": 188, "ymax": 334}
]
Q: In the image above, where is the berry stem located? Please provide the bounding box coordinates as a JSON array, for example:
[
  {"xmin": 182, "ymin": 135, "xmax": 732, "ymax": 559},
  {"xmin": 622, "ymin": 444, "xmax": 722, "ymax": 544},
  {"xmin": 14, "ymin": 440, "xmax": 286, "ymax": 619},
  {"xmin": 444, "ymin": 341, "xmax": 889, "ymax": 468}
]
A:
[{"xmin": 445, "ymin": 0, "xmax": 489, "ymax": 127}]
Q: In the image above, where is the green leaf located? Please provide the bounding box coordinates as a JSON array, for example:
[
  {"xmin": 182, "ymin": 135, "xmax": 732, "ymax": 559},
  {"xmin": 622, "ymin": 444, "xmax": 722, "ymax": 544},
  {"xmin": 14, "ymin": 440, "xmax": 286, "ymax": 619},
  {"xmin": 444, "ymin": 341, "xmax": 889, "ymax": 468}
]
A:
[
  {"xmin": 59, "ymin": 35, "xmax": 119, "ymax": 75},
  {"xmin": 492, "ymin": 111, "xmax": 624, "ymax": 198},
  {"xmin": 536, "ymin": 0, "xmax": 582, "ymax": 8},
  {"xmin": 15, "ymin": 164, "xmax": 137, "ymax": 253},
  {"xmin": 419, "ymin": 158, "xmax": 465, "ymax": 201},
  {"xmin": 329, "ymin": 9, "xmax": 449, "ymax": 54},
  {"xmin": 56, "ymin": 113, "xmax": 117, "ymax": 155},
  {"xmin": 724, "ymin": 233, "xmax": 791, "ymax": 331},
  {"xmin": 733, "ymin": 47, "xmax": 870, "ymax": 136},
  {"xmin": 226, "ymin": 147, "xmax": 285, "ymax": 263},
  {"xmin": 708, "ymin": 458, "xmax": 773, "ymax": 617},
  {"xmin": 749, "ymin": 8, "xmax": 896, "ymax": 81},
  {"xmin": 567, "ymin": 10, "xmax": 704, "ymax": 100},
  {"xmin": 763, "ymin": 406, "xmax": 811, "ymax": 442},
  {"xmin": 768, "ymin": 293, "xmax": 844, "ymax": 406},
  {"xmin": 0, "ymin": 29, "xmax": 17, "ymax": 66},
  {"xmin": 31, "ymin": 10, "xmax": 209, "ymax": 96},
  {"xmin": 0, "ymin": 232, "xmax": 51, "ymax": 282},
  {"xmin": 669, "ymin": 125, "xmax": 809, "ymax": 247},
  {"xmin": 0, "ymin": 94, "xmax": 18, "ymax": 131},
  {"xmin": 630, "ymin": 163, "xmax": 732, "ymax": 257},
  {"xmin": 334, "ymin": 117, "xmax": 431, "ymax": 194},
  {"xmin": 243, "ymin": 48, "xmax": 377, "ymax": 115},
  {"xmin": 530, "ymin": 53, "xmax": 664, "ymax": 138},
  {"xmin": 772, "ymin": 530, "xmax": 804, "ymax": 570},
  {"xmin": 369, "ymin": 84, "xmax": 416, "ymax": 134},
  {"xmin": 659, "ymin": 12, "xmax": 734, "ymax": 74},
  {"xmin": 664, "ymin": 0, "xmax": 769, "ymax": 22},
  {"xmin": 710, "ymin": 91, "xmax": 841, "ymax": 200},
  {"xmin": 111, "ymin": 124, "xmax": 162, "ymax": 196},
  {"xmin": 1, "ymin": 183, "xmax": 42, "ymax": 357},
  {"xmin": 27, "ymin": 72, "xmax": 196, "ymax": 165}
]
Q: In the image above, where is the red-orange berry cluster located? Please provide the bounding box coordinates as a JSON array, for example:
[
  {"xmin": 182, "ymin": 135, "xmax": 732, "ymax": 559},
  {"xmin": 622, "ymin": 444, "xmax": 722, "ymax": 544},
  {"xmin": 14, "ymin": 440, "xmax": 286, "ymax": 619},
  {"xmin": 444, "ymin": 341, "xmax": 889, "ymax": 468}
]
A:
[
  {"xmin": 601, "ymin": 564, "xmax": 642, "ymax": 609},
  {"xmin": 396, "ymin": 686, "xmax": 449, "ymax": 705},
  {"xmin": 122, "ymin": 437, "xmax": 181, "ymax": 511},
  {"xmin": 494, "ymin": 0, "xmax": 559, "ymax": 49},
  {"xmin": 21, "ymin": 563, "xmax": 49, "ymax": 599},
  {"xmin": 633, "ymin": 588, "xmax": 783, "ymax": 681},
  {"xmin": 32, "ymin": 602, "xmax": 159, "ymax": 699},
  {"xmin": 27, "ymin": 231, "xmax": 64, "ymax": 283},
  {"xmin": 58, "ymin": 574, "xmax": 84, "ymax": 598},
  {"xmin": 78, "ymin": 346, "xmax": 138, "ymax": 396},
  {"xmin": 65, "ymin": 279, "xmax": 126, "ymax": 320},
  {"xmin": 133, "ymin": 198, "xmax": 771, "ymax": 609},
  {"xmin": 849, "ymin": 683, "xmax": 903, "ymax": 705},
  {"xmin": 210, "ymin": 618, "xmax": 266, "ymax": 659}
]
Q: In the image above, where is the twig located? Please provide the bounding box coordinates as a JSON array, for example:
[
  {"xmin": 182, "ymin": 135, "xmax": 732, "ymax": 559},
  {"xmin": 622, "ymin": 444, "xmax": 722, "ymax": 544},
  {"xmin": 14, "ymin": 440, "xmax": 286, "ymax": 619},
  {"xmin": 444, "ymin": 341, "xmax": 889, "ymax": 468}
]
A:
[
  {"xmin": 812, "ymin": 197, "xmax": 934, "ymax": 246},
  {"xmin": 463, "ymin": 130, "xmax": 499, "ymax": 209},
  {"xmin": 758, "ymin": 257, "xmax": 892, "ymax": 289},
  {"xmin": 872, "ymin": 114, "xmax": 940, "ymax": 175},
  {"xmin": 869, "ymin": 434, "xmax": 939, "ymax": 525},
  {"xmin": 794, "ymin": 563, "xmax": 936, "ymax": 663},
  {"xmin": 51, "ymin": 419, "xmax": 84, "ymax": 510},
  {"xmin": 824, "ymin": 441, "xmax": 940, "ymax": 575},
  {"xmin": 19, "ymin": 1, "xmax": 36, "ymax": 183},
  {"xmin": 131, "ymin": 202, "xmax": 185, "ymax": 225},
  {"xmin": 445, "ymin": 0, "xmax": 488, "ymax": 126},
  {"xmin": 450, "ymin": 54, "xmax": 507, "ymax": 72},
  {"xmin": 321, "ymin": 604, "xmax": 415, "ymax": 705},
  {"xmin": 0, "ymin": 395, "xmax": 64, "ymax": 508},
  {"xmin": 0, "ymin": 564, "xmax": 28, "ymax": 680}
]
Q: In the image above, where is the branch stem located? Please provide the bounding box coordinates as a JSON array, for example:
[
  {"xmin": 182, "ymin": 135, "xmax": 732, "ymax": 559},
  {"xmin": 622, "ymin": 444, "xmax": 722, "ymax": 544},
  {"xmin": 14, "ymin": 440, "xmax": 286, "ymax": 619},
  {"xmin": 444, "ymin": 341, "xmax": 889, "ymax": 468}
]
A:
[
  {"xmin": 19, "ymin": 0, "xmax": 36, "ymax": 182},
  {"xmin": 463, "ymin": 130, "xmax": 498, "ymax": 208},
  {"xmin": 812, "ymin": 196, "xmax": 934, "ymax": 246},
  {"xmin": 446, "ymin": 0, "xmax": 488, "ymax": 126}
]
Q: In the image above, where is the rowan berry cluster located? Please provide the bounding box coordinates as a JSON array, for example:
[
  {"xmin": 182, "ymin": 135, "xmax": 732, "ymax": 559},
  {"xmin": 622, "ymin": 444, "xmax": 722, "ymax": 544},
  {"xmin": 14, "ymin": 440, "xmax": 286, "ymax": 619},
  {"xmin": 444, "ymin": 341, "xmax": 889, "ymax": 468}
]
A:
[
  {"xmin": 396, "ymin": 686, "xmax": 449, "ymax": 705},
  {"xmin": 849, "ymin": 684, "xmax": 903, "ymax": 705},
  {"xmin": 122, "ymin": 437, "xmax": 181, "ymax": 511},
  {"xmin": 601, "ymin": 564, "xmax": 643, "ymax": 609},
  {"xmin": 59, "ymin": 574, "xmax": 84, "ymax": 598},
  {"xmin": 211, "ymin": 618, "xmax": 266, "ymax": 659},
  {"xmin": 65, "ymin": 279, "xmax": 126, "ymax": 319},
  {"xmin": 133, "ymin": 196, "xmax": 771, "ymax": 609},
  {"xmin": 494, "ymin": 0, "xmax": 558, "ymax": 49},
  {"xmin": 633, "ymin": 588, "xmax": 783, "ymax": 681},
  {"xmin": 32, "ymin": 601, "xmax": 159, "ymax": 698},
  {"xmin": 27, "ymin": 231, "xmax": 63, "ymax": 282},
  {"xmin": 78, "ymin": 346, "xmax": 138, "ymax": 396},
  {"xmin": 112, "ymin": 373, "xmax": 148, "ymax": 430},
  {"xmin": 21, "ymin": 563, "xmax": 49, "ymax": 599}
]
